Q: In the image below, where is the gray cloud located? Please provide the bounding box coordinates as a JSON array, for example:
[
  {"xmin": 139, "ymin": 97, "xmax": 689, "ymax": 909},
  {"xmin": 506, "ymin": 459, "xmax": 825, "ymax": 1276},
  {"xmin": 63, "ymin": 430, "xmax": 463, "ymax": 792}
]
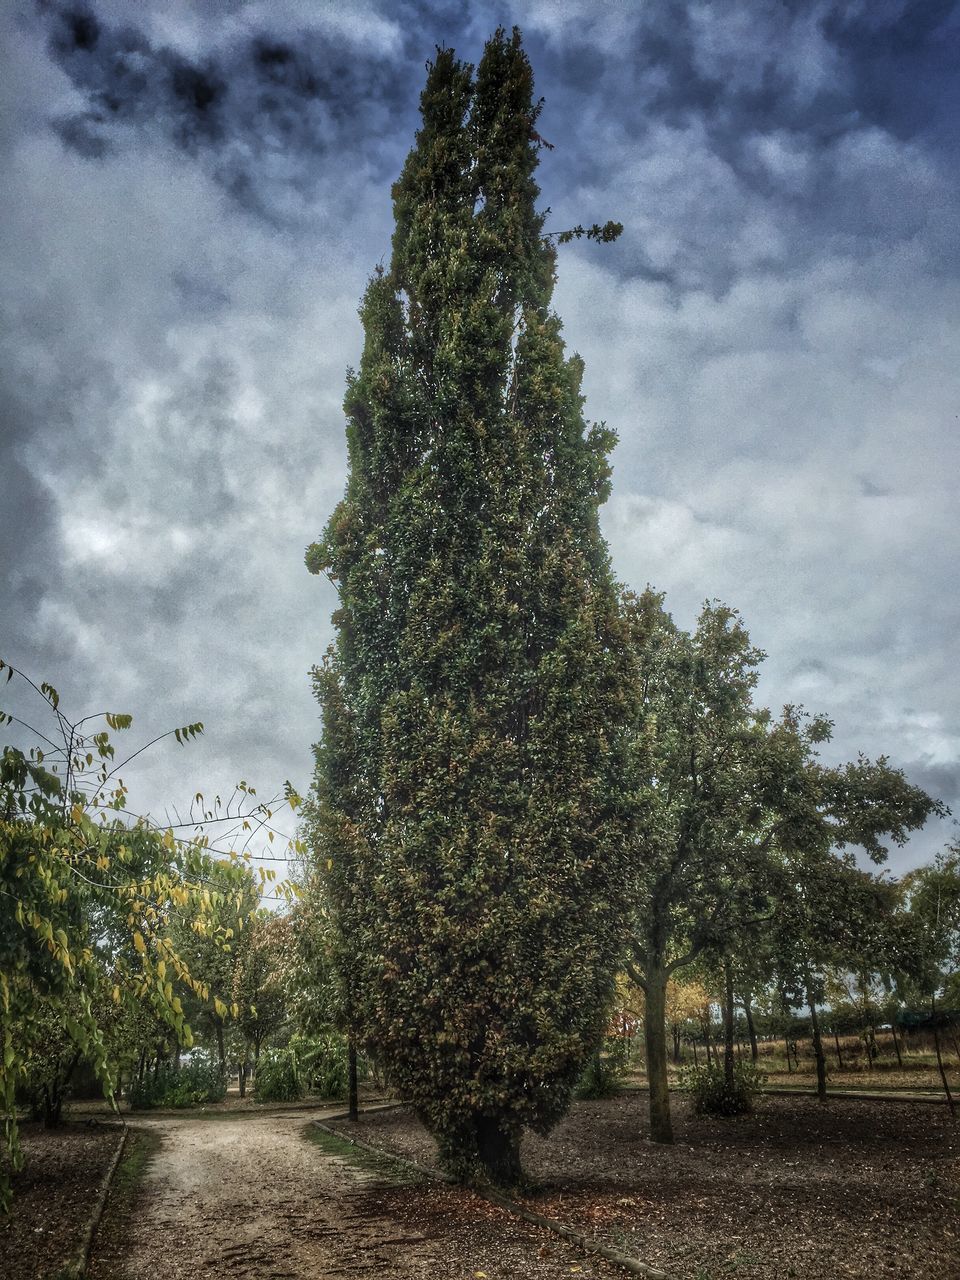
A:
[
  {"xmin": 43, "ymin": 1, "xmax": 415, "ymax": 223},
  {"xmin": 2, "ymin": 0, "xmax": 958, "ymax": 881}
]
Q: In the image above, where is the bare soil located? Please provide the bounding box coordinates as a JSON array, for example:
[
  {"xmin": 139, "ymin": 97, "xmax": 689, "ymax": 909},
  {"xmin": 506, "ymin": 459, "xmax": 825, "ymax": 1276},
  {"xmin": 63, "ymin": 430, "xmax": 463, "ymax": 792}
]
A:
[
  {"xmin": 1, "ymin": 1119, "xmax": 124, "ymax": 1280},
  {"xmin": 328, "ymin": 1093, "xmax": 960, "ymax": 1279},
  {"xmin": 87, "ymin": 1108, "xmax": 611, "ymax": 1279},
  {"xmin": 8, "ymin": 1093, "xmax": 956, "ymax": 1279}
]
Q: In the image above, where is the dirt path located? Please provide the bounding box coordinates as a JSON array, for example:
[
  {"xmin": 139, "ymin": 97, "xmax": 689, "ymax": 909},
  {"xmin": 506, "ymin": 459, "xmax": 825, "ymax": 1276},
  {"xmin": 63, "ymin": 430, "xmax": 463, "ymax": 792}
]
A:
[
  {"xmin": 91, "ymin": 1110, "xmax": 603, "ymax": 1280},
  {"xmin": 94, "ymin": 1109, "xmax": 445, "ymax": 1279}
]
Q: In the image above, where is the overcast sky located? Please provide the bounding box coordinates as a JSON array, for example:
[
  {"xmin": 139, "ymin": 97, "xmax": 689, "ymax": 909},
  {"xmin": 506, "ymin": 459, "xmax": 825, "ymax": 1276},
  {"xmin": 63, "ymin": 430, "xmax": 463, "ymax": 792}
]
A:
[{"xmin": 2, "ymin": 0, "xmax": 958, "ymax": 889}]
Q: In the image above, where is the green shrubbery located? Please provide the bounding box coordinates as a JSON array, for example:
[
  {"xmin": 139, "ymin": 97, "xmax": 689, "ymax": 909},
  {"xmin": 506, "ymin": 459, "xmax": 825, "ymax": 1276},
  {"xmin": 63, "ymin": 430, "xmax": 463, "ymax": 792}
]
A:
[
  {"xmin": 678, "ymin": 1061, "xmax": 767, "ymax": 1116},
  {"xmin": 253, "ymin": 1047, "xmax": 303, "ymax": 1102},
  {"xmin": 253, "ymin": 1032, "xmax": 357, "ymax": 1102},
  {"xmin": 293, "ymin": 1032, "xmax": 352, "ymax": 1098},
  {"xmin": 575, "ymin": 1038, "xmax": 633, "ymax": 1099},
  {"xmin": 127, "ymin": 1055, "xmax": 227, "ymax": 1110}
]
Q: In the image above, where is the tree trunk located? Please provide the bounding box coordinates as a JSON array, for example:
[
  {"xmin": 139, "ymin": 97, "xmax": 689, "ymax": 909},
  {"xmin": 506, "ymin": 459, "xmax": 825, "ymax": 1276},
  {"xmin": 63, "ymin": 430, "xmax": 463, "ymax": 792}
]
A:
[
  {"xmin": 44, "ymin": 1049, "xmax": 81, "ymax": 1128},
  {"xmin": 348, "ymin": 1042, "xmax": 359, "ymax": 1121},
  {"xmin": 173, "ymin": 1042, "xmax": 182, "ymax": 1070},
  {"xmin": 784, "ymin": 1036, "xmax": 793, "ymax": 1073},
  {"xmin": 833, "ymin": 1029, "xmax": 843, "ymax": 1070},
  {"xmin": 137, "ymin": 1048, "xmax": 146, "ymax": 1085},
  {"xmin": 692, "ymin": 1039, "xmax": 699, "ymax": 1067},
  {"xmin": 672, "ymin": 1025, "xmax": 681, "ymax": 1064},
  {"xmin": 806, "ymin": 987, "xmax": 827, "ymax": 1102},
  {"xmin": 643, "ymin": 964, "xmax": 673, "ymax": 1144},
  {"xmin": 238, "ymin": 1058, "xmax": 248, "ymax": 1099},
  {"xmin": 863, "ymin": 1023, "xmax": 874, "ymax": 1070},
  {"xmin": 890, "ymin": 1023, "xmax": 903, "ymax": 1069},
  {"xmin": 475, "ymin": 1115, "xmax": 523, "ymax": 1186},
  {"xmin": 215, "ymin": 1019, "xmax": 226, "ymax": 1071},
  {"xmin": 744, "ymin": 995, "xmax": 759, "ymax": 1062},
  {"xmin": 933, "ymin": 1029, "xmax": 956, "ymax": 1117},
  {"xmin": 722, "ymin": 959, "xmax": 736, "ymax": 1089}
]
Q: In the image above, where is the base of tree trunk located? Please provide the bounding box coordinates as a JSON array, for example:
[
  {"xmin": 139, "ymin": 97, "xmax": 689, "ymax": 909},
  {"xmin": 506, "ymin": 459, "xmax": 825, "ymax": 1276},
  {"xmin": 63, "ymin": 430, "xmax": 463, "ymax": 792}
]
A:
[{"xmin": 475, "ymin": 1116, "xmax": 524, "ymax": 1188}]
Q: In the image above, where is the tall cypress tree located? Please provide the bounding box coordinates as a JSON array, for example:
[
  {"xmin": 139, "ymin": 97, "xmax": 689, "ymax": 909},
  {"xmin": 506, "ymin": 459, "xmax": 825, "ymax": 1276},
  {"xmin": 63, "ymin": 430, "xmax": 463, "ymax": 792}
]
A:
[{"xmin": 307, "ymin": 28, "xmax": 637, "ymax": 1184}]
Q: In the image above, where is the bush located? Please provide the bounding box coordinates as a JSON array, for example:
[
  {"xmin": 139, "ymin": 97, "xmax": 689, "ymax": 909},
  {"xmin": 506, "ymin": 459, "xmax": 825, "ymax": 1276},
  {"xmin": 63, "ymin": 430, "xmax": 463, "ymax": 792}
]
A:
[
  {"xmin": 292, "ymin": 1031, "xmax": 353, "ymax": 1099},
  {"xmin": 253, "ymin": 1047, "xmax": 302, "ymax": 1103},
  {"xmin": 678, "ymin": 1061, "xmax": 766, "ymax": 1116},
  {"xmin": 575, "ymin": 1037, "xmax": 632, "ymax": 1099},
  {"xmin": 127, "ymin": 1054, "xmax": 227, "ymax": 1110}
]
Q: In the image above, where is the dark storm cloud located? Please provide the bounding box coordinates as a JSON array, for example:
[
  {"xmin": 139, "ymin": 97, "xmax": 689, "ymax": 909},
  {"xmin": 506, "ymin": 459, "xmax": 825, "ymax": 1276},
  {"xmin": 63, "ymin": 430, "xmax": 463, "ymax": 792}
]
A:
[
  {"xmin": 44, "ymin": 1, "xmax": 416, "ymax": 222},
  {"xmin": 620, "ymin": 1, "xmax": 960, "ymax": 158},
  {"xmin": 822, "ymin": 1, "xmax": 960, "ymax": 151},
  {"xmin": 515, "ymin": 0, "xmax": 960, "ymax": 292}
]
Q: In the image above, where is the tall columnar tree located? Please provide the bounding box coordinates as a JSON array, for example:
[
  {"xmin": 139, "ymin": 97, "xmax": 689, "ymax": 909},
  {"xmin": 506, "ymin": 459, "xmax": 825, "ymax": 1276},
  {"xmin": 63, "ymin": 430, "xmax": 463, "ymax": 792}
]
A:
[{"xmin": 307, "ymin": 29, "xmax": 637, "ymax": 1184}]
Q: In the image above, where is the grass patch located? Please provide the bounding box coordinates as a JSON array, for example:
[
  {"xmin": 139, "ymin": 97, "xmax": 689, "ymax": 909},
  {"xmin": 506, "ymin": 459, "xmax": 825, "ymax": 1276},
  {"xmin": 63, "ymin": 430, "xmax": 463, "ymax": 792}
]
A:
[
  {"xmin": 303, "ymin": 1123, "xmax": 427, "ymax": 1186},
  {"xmin": 86, "ymin": 1128, "xmax": 162, "ymax": 1279},
  {"xmin": 111, "ymin": 1127, "xmax": 162, "ymax": 1201}
]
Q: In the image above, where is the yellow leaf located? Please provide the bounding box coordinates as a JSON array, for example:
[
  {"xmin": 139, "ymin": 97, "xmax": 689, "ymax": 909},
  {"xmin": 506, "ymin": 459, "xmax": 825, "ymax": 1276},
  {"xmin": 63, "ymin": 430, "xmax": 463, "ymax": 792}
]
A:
[{"xmin": 133, "ymin": 931, "xmax": 146, "ymax": 954}]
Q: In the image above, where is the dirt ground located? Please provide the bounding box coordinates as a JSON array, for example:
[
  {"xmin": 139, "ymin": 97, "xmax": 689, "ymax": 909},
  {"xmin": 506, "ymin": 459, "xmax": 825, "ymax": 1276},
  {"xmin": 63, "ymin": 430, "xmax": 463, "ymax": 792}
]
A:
[
  {"xmin": 6, "ymin": 1093, "xmax": 957, "ymax": 1280},
  {"xmin": 1, "ymin": 1119, "xmax": 124, "ymax": 1280},
  {"xmin": 87, "ymin": 1108, "xmax": 611, "ymax": 1279},
  {"xmin": 328, "ymin": 1093, "xmax": 960, "ymax": 1280}
]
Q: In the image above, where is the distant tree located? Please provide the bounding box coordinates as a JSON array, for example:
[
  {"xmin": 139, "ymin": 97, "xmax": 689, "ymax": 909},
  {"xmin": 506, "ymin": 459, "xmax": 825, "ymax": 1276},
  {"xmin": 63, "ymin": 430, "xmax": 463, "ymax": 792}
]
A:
[
  {"xmin": 169, "ymin": 859, "xmax": 260, "ymax": 1069},
  {"xmin": 621, "ymin": 591, "xmax": 772, "ymax": 1141},
  {"xmin": 899, "ymin": 844, "xmax": 960, "ymax": 1110},
  {"xmin": 306, "ymin": 29, "xmax": 635, "ymax": 1185},
  {"xmin": 233, "ymin": 912, "xmax": 293, "ymax": 1093}
]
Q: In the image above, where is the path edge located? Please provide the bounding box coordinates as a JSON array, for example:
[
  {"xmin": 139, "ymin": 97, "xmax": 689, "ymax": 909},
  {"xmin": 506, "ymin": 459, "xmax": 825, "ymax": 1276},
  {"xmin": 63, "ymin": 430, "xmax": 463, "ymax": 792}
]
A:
[
  {"xmin": 69, "ymin": 1124, "xmax": 128, "ymax": 1279},
  {"xmin": 313, "ymin": 1115, "xmax": 677, "ymax": 1280}
]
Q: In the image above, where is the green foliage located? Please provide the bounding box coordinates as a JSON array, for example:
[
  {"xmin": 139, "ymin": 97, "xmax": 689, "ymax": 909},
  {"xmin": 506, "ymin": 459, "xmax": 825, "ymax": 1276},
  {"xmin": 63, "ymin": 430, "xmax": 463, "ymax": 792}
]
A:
[
  {"xmin": 679, "ymin": 1061, "xmax": 767, "ymax": 1116},
  {"xmin": 574, "ymin": 1037, "xmax": 631, "ymax": 1099},
  {"xmin": 127, "ymin": 1054, "xmax": 227, "ymax": 1109},
  {"xmin": 0, "ymin": 660, "xmax": 301, "ymax": 1207},
  {"xmin": 306, "ymin": 28, "xmax": 637, "ymax": 1184},
  {"xmin": 622, "ymin": 589, "xmax": 945, "ymax": 1141},
  {"xmin": 233, "ymin": 913, "xmax": 293, "ymax": 1060},
  {"xmin": 900, "ymin": 843, "xmax": 960, "ymax": 1003},
  {"xmin": 553, "ymin": 220, "xmax": 623, "ymax": 244},
  {"xmin": 253, "ymin": 1046, "xmax": 303, "ymax": 1103},
  {"xmin": 291, "ymin": 1031, "xmax": 351, "ymax": 1099}
]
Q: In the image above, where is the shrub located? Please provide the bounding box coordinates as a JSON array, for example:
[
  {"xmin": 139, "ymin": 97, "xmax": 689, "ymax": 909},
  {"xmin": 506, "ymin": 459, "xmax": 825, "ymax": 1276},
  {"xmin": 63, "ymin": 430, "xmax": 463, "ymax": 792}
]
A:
[
  {"xmin": 292, "ymin": 1031, "xmax": 354, "ymax": 1099},
  {"xmin": 127, "ymin": 1054, "xmax": 227, "ymax": 1109},
  {"xmin": 253, "ymin": 1047, "xmax": 302, "ymax": 1103},
  {"xmin": 575, "ymin": 1037, "xmax": 632, "ymax": 1099},
  {"xmin": 678, "ymin": 1061, "xmax": 766, "ymax": 1116}
]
